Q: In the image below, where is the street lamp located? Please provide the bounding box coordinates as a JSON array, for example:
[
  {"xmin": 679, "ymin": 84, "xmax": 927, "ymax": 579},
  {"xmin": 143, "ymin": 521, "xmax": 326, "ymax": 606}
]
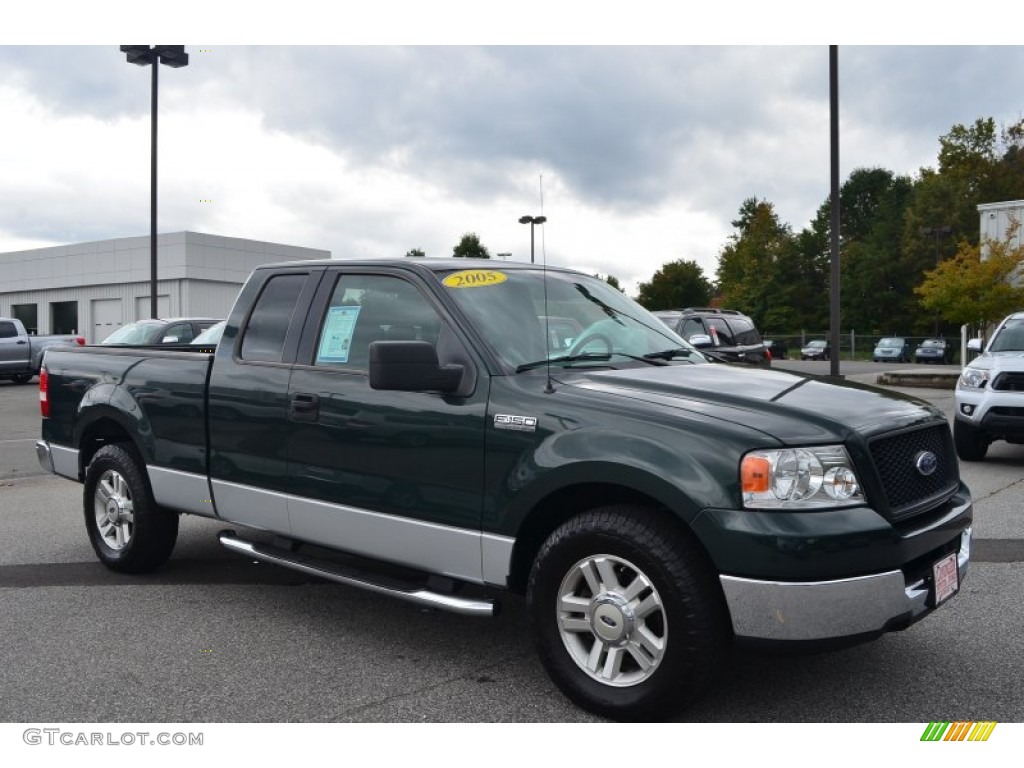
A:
[
  {"xmin": 120, "ymin": 45, "xmax": 190, "ymax": 319},
  {"xmin": 518, "ymin": 215, "xmax": 547, "ymax": 264},
  {"xmin": 921, "ymin": 225, "xmax": 953, "ymax": 335}
]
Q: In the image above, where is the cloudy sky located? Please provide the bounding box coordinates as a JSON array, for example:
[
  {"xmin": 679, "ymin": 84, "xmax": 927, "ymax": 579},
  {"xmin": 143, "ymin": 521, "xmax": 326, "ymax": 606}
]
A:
[{"xmin": 4, "ymin": 7, "xmax": 1024, "ymax": 296}]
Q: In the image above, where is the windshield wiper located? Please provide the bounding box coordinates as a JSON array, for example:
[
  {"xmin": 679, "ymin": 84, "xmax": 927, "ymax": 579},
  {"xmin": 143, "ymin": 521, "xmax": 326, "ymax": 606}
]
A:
[
  {"xmin": 644, "ymin": 348, "xmax": 698, "ymax": 361},
  {"xmin": 516, "ymin": 352, "xmax": 667, "ymax": 373}
]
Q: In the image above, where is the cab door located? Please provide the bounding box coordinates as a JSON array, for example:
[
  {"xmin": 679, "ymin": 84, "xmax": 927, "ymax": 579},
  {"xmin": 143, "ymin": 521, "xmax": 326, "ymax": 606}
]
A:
[
  {"xmin": 284, "ymin": 268, "xmax": 489, "ymax": 581},
  {"xmin": 207, "ymin": 268, "xmax": 321, "ymax": 533}
]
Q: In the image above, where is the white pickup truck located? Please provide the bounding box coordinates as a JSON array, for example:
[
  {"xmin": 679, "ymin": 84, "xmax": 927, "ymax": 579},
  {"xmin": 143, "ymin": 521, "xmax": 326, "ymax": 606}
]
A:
[
  {"xmin": 0, "ymin": 317, "xmax": 84, "ymax": 384},
  {"xmin": 954, "ymin": 311, "xmax": 1024, "ymax": 460}
]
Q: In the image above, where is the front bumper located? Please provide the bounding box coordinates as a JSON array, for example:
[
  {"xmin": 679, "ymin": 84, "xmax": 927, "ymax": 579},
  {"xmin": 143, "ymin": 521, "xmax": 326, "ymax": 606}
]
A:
[
  {"xmin": 956, "ymin": 387, "xmax": 1024, "ymax": 436},
  {"xmin": 720, "ymin": 526, "xmax": 971, "ymax": 642}
]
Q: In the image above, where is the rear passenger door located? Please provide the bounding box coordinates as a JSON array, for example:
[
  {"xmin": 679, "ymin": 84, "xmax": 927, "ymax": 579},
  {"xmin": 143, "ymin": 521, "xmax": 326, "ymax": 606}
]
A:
[
  {"xmin": 208, "ymin": 268, "xmax": 322, "ymax": 533},
  {"xmin": 283, "ymin": 268, "xmax": 489, "ymax": 581}
]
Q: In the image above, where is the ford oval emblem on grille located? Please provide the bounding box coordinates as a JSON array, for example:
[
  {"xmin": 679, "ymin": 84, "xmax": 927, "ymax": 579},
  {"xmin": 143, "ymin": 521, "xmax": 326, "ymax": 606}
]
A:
[{"xmin": 914, "ymin": 450, "xmax": 938, "ymax": 477}]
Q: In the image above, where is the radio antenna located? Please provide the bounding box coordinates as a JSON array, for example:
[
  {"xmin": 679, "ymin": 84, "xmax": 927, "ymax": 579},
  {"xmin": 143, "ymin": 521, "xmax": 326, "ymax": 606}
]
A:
[{"xmin": 540, "ymin": 174, "xmax": 554, "ymax": 394}]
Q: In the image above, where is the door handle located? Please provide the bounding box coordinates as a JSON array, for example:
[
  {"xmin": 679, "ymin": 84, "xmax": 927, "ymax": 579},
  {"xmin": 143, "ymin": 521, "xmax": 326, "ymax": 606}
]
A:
[{"xmin": 289, "ymin": 393, "xmax": 320, "ymax": 422}]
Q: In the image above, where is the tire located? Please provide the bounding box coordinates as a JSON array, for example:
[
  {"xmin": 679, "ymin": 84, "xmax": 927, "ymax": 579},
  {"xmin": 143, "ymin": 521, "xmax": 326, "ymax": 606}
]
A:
[
  {"xmin": 83, "ymin": 444, "xmax": 179, "ymax": 573},
  {"xmin": 12, "ymin": 374, "xmax": 32, "ymax": 384},
  {"xmin": 527, "ymin": 505, "xmax": 730, "ymax": 719},
  {"xmin": 953, "ymin": 419, "xmax": 989, "ymax": 462}
]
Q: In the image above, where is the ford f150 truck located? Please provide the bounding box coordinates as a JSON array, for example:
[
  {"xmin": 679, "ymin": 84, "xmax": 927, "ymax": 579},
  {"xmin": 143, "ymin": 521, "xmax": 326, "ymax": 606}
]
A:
[
  {"xmin": 37, "ymin": 259, "xmax": 972, "ymax": 718},
  {"xmin": 0, "ymin": 317, "xmax": 83, "ymax": 383}
]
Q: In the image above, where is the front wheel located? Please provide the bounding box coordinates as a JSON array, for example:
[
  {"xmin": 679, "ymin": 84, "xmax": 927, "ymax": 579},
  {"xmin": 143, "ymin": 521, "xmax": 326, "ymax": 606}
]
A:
[
  {"xmin": 527, "ymin": 506, "xmax": 730, "ymax": 719},
  {"xmin": 953, "ymin": 419, "xmax": 990, "ymax": 462},
  {"xmin": 83, "ymin": 444, "xmax": 179, "ymax": 572}
]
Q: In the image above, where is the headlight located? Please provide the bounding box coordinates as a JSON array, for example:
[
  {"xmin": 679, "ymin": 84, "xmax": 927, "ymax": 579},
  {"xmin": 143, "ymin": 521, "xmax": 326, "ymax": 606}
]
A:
[
  {"xmin": 958, "ymin": 367, "xmax": 990, "ymax": 390},
  {"xmin": 741, "ymin": 446, "xmax": 863, "ymax": 509}
]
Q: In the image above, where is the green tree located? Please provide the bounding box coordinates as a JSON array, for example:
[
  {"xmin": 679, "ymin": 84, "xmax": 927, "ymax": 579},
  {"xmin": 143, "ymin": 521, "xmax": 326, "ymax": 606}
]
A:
[
  {"xmin": 915, "ymin": 226, "xmax": 1024, "ymax": 328},
  {"xmin": 635, "ymin": 259, "xmax": 712, "ymax": 310},
  {"xmin": 452, "ymin": 233, "xmax": 490, "ymax": 259},
  {"xmin": 404, "ymin": 248, "xmax": 426, "ymax": 258},
  {"xmin": 715, "ymin": 198, "xmax": 802, "ymax": 329}
]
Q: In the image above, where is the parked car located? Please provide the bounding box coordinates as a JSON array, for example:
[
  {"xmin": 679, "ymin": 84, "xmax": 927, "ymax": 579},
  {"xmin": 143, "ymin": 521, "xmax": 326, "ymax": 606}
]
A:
[
  {"xmin": 954, "ymin": 311, "xmax": 1024, "ymax": 460},
  {"xmin": 101, "ymin": 318, "xmax": 222, "ymax": 346},
  {"xmin": 651, "ymin": 307, "xmax": 769, "ymax": 366},
  {"xmin": 762, "ymin": 339, "xmax": 788, "ymax": 360},
  {"xmin": 915, "ymin": 338, "xmax": 954, "ymax": 364},
  {"xmin": 800, "ymin": 339, "xmax": 830, "ymax": 360},
  {"xmin": 873, "ymin": 337, "xmax": 911, "ymax": 363}
]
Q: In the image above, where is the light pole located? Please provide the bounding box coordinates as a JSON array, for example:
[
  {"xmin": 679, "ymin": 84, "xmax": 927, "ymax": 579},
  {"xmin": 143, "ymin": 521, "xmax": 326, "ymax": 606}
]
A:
[
  {"xmin": 120, "ymin": 45, "xmax": 189, "ymax": 319},
  {"xmin": 921, "ymin": 225, "xmax": 953, "ymax": 335},
  {"xmin": 518, "ymin": 215, "xmax": 547, "ymax": 264}
]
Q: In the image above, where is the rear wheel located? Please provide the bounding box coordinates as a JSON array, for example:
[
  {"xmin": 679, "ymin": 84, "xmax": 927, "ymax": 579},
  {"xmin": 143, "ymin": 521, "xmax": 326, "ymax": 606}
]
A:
[
  {"xmin": 83, "ymin": 444, "xmax": 179, "ymax": 572},
  {"xmin": 12, "ymin": 374, "xmax": 32, "ymax": 384},
  {"xmin": 953, "ymin": 419, "xmax": 990, "ymax": 461},
  {"xmin": 527, "ymin": 505, "xmax": 730, "ymax": 719}
]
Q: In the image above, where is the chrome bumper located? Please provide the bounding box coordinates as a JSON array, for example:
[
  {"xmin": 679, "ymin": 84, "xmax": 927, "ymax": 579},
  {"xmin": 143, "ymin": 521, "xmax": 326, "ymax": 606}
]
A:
[
  {"xmin": 35, "ymin": 440, "xmax": 79, "ymax": 480},
  {"xmin": 720, "ymin": 527, "xmax": 972, "ymax": 641},
  {"xmin": 35, "ymin": 440, "xmax": 54, "ymax": 474}
]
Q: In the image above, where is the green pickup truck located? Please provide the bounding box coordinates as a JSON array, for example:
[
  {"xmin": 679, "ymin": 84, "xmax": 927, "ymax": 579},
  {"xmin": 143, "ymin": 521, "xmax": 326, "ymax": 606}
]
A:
[{"xmin": 37, "ymin": 259, "xmax": 972, "ymax": 718}]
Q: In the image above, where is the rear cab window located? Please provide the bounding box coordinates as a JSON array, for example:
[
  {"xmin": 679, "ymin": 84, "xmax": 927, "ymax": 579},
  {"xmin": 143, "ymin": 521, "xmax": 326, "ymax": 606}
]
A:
[{"xmin": 240, "ymin": 273, "xmax": 309, "ymax": 362}]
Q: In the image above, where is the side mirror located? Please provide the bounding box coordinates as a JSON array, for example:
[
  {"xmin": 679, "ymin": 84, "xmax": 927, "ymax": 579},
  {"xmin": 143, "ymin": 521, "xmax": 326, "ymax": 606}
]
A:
[
  {"xmin": 369, "ymin": 340, "xmax": 463, "ymax": 393},
  {"xmin": 967, "ymin": 338, "xmax": 982, "ymax": 352},
  {"xmin": 688, "ymin": 333, "xmax": 713, "ymax": 349}
]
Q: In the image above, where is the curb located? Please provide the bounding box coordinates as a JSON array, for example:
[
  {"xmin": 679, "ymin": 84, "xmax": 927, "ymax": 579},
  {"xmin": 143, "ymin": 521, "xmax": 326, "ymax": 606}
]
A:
[{"xmin": 874, "ymin": 369, "xmax": 960, "ymax": 389}]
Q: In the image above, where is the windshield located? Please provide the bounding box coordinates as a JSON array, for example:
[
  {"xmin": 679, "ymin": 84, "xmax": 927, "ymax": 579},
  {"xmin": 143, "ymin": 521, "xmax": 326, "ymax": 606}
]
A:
[
  {"xmin": 806, "ymin": 340, "xmax": 826, "ymax": 348},
  {"xmin": 101, "ymin": 321, "xmax": 162, "ymax": 345},
  {"xmin": 920, "ymin": 339, "xmax": 943, "ymax": 348},
  {"xmin": 192, "ymin": 320, "xmax": 226, "ymax": 345},
  {"xmin": 438, "ymin": 267, "xmax": 700, "ymax": 370},
  {"xmin": 990, "ymin": 319, "xmax": 1024, "ymax": 352},
  {"xmin": 877, "ymin": 338, "xmax": 904, "ymax": 348}
]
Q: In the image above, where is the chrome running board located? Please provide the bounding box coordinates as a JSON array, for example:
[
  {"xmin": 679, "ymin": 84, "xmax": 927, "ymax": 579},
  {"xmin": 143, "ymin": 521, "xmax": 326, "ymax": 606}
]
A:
[{"xmin": 218, "ymin": 531, "xmax": 496, "ymax": 617}]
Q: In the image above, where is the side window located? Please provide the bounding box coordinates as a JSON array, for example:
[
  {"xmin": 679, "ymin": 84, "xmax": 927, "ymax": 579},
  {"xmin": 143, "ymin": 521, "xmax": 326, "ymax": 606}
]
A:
[
  {"xmin": 160, "ymin": 323, "xmax": 194, "ymax": 343},
  {"xmin": 705, "ymin": 318, "xmax": 735, "ymax": 346},
  {"xmin": 0, "ymin": 321, "xmax": 17, "ymax": 339},
  {"xmin": 240, "ymin": 273, "xmax": 308, "ymax": 362},
  {"xmin": 680, "ymin": 318, "xmax": 704, "ymax": 340},
  {"xmin": 728, "ymin": 317, "xmax": 761, "ymax": 346},
  {"xmin": 314, "ymin": 274, "xmax": 441, "ymax": 370}
]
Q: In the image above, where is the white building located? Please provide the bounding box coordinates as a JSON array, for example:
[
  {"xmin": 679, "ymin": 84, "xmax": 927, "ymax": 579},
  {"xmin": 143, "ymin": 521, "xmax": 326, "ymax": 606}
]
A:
[
  {"xmin": 978, "ymin": 199, "xmax": 1024, "ymax": 257},
  {"xmin": 0, "ymin": 232, "xmax": 329, "ymax": 342}
]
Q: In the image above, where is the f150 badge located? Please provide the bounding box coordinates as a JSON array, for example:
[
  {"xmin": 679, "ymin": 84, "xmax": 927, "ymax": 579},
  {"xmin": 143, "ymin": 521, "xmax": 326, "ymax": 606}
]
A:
[{"xmin": 494, "ymin": 414, "xmax": 538, "ymax": 432}]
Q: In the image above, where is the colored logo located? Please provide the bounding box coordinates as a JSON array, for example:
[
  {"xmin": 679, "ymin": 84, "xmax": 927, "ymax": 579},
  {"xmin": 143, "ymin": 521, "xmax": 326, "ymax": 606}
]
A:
[{"xmin": 921, "ymin": 722, "xmax": 997, "ymax": 741}]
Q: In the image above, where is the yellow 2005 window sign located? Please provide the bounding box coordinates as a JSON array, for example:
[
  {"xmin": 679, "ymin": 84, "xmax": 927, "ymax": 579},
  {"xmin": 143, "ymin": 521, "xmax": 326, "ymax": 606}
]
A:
[{"xmin": 442, "ymin": 270, "xmax": 508, "ymax": 288}]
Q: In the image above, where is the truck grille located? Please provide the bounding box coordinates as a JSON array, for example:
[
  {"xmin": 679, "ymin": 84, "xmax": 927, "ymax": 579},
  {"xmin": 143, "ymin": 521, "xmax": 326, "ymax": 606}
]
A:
[
  {"xmin": 868, "ymin": 424, "xmax": 959, "ymax": 520},
  {"xmin": 991, "ymin": 372, "xmax": 1024, "ymax": 391}
]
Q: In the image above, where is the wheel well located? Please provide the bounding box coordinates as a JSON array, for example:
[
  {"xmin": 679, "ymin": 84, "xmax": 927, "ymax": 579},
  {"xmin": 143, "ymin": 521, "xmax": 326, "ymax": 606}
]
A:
[
  {"xmin": 79, "ymin": 418, "xmax": 138, "ymax": 478},
  {"xmin": 506, "ymin": 483, "xmax": 697, "ymax": 595}
]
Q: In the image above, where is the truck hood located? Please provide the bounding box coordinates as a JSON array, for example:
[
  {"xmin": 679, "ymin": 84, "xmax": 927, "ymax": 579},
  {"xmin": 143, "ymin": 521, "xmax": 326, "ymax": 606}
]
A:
[
  {"xmin": 562, "ymin": 363, "xmax": 942, "ymax": 444},
  {"xmin": 968, "ymin": 350, "xmax": 1024, "ymax": 370}
]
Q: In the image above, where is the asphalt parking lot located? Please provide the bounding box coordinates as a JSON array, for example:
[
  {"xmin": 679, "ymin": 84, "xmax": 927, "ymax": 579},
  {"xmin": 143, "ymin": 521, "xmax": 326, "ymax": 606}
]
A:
[{"xmin": 1, "ymin": 368, "xmax": 1022, "ymax": 723}]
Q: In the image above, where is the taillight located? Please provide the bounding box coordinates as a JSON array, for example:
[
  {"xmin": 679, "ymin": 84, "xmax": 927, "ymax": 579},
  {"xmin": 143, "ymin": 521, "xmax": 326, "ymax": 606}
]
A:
[
  {"xmin": 765, "ymin": 348, "xmax": 772, "ymax": 362},
  {"xmin": 74, "ymin": 336, "xmax": 85, "ymax": 346},
  {"xmin": 39, "ymin": 368, "xmax": 49, "ymax": 417}
]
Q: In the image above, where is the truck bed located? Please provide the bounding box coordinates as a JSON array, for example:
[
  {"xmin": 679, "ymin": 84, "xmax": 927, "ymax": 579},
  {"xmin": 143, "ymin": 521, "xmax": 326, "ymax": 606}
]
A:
[{"xmin": 41, "ymin": 345, "xmax": 215, "ymax": 478}]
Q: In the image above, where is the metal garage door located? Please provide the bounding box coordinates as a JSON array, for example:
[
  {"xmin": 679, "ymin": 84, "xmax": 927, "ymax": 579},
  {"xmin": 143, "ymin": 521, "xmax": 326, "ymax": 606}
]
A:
[{"xmin": 91, "ymin": 298, "xmax": 123, "ymax": 343}]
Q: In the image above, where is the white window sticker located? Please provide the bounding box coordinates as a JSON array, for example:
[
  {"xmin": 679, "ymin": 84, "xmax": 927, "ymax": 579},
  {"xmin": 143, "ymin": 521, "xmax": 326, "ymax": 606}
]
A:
[{"xmin": 317, "ymin": 305, "xmax": 362, "ymax": 363}]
